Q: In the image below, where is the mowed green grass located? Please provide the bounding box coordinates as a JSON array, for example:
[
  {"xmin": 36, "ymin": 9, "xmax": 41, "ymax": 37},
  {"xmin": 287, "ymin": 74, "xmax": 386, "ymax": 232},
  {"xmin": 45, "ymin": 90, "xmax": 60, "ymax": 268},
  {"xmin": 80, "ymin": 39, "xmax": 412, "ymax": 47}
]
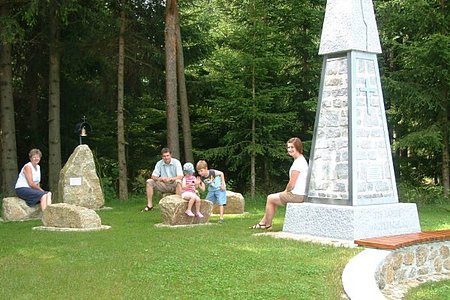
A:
[
  {"xmin": 405, "ymin": 280, "xmax": 450, "ymax": 300},
  {"xmin": 1, "ymin": 197, "xmax": 449, "ymax": 300}
]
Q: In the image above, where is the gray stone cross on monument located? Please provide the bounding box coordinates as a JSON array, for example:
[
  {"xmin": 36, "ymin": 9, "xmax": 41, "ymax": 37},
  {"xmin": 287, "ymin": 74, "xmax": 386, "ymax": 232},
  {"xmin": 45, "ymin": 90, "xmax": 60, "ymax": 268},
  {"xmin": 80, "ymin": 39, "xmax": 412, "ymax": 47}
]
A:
[
  {"xmin": 282, "ymin": 0, "xmax": 421, "ymax": 241},
  {"xmin": 359, "ymin": 78, "xmax": 377, "ymax": 115}
]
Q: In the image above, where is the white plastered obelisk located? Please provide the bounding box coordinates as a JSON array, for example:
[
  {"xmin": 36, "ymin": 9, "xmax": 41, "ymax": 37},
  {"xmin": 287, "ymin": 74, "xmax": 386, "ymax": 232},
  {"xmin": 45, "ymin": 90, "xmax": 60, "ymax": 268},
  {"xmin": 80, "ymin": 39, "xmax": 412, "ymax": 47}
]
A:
[{"xmin": 283, "ymin": 0, "xmax": 421, "ymax": 240}]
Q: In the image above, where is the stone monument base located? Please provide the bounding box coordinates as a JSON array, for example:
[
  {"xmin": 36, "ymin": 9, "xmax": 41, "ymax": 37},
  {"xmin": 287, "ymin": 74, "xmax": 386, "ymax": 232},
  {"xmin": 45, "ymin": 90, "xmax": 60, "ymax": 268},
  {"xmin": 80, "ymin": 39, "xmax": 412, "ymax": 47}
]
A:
[{"xmin": 283, "ymin": 203, "xmax": 421, "ymax": 241}]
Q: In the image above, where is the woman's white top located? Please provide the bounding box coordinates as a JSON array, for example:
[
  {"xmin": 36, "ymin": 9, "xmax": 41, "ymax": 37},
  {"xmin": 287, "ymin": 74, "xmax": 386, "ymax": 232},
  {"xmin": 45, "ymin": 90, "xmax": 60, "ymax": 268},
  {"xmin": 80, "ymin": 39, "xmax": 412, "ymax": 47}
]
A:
[
  {"xmin": 290, "ymin": 155, "xmax": 309, "ymax": 195},
  {"xmin": 15, "ymin": 162, "xmax": 40, "ymax": 188}
]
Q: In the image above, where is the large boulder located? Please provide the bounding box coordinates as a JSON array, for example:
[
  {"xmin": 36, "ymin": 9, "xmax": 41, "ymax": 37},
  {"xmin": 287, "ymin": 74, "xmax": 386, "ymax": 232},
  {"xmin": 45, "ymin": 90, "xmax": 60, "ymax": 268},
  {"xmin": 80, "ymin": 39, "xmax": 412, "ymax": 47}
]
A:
[
  {"xmin": 159, "ymin": 195, "xmax": 213, "ymax": 225},
  {"xmin": 212, "ymin": 191, "xmax": 245, "ymax": 214},
  {"xmin": 58, "ymin": 144, "xmax": 105, "ymax": 209},
  {"xmin": 2, "ymin": 197, "xmax": 42, "ymax": 221},
  {"xmin": 42, "ymin": 203, "xmax": 101, "ymax": 228}
]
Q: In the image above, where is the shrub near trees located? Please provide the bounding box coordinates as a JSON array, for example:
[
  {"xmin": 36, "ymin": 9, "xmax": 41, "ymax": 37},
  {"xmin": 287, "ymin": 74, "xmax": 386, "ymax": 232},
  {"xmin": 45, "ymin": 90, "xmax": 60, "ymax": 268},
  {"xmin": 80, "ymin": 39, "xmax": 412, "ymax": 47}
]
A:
[{"xmin": 0, "ymin": 0, "xmax": 449, "ymax": 201}]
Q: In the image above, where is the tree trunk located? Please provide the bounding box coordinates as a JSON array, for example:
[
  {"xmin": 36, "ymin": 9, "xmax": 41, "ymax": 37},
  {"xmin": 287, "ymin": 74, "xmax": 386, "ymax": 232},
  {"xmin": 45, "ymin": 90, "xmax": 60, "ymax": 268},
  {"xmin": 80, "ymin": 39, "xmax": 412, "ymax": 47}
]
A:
[
  {"xmin": 48, "ymin": 0, "xmax": 62, "ymax": 196},
  {"xmin": 441, "ymin": 89, "xmax": 449, "ymax": 197},
  {"xmin": 250, "ymin": 64, "xmax": 256, "ymax": 199},
  {"xmin": 117, "ymin": 10, "xmax": 128, "ymax": 200},
  {"xmin": 0, "ymin": 3, "xmax": 18, "ymax": 196},
  {"xmin": 25, "ymin": 58, "xmax": 40, "ymax": 136},
  {"xmin": 250, "ymin": 0, "xmax": 257, "ymax": 198},
  {"xmin": 165, "ymin": 0, "xmax": 180, "ymax": 158},
  {"xmin": 175, "ymin": 8, "xmax": 193, "ymax": 163},
  {"xmin": 439, "ymin": 0, "xmax": 449, "ymax": 198}
]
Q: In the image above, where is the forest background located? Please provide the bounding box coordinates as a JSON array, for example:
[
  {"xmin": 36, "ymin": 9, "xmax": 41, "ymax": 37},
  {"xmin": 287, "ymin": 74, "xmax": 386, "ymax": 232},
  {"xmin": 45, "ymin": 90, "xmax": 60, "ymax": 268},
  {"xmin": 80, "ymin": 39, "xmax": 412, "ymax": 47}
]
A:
[{"xmin": 1, "ymin": 0, "xmax": 449, "ymax": 202}]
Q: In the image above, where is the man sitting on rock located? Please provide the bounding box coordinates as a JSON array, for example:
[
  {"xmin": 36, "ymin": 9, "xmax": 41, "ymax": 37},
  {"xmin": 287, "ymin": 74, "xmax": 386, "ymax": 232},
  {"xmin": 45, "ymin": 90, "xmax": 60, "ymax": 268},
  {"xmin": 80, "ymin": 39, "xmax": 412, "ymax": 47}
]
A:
[{"xmin": 142, "ymin": 147, "xmax": 183, "ymax": 212}]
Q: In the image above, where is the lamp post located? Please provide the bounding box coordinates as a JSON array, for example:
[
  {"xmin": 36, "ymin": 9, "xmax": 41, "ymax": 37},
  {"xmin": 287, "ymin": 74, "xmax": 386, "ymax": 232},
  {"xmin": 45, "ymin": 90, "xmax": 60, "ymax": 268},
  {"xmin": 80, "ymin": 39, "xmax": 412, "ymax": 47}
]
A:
[{"xmin": 75, "ymin": 116, "xmax": 92, "ymax": 145}]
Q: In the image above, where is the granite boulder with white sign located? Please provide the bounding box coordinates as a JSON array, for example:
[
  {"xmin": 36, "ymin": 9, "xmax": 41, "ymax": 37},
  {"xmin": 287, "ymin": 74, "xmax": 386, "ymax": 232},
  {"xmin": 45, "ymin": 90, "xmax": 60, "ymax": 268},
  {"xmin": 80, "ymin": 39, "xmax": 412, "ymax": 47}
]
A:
[{"xmin": 58, "ymin": 145, "xmax": 105, "ymax": 209}]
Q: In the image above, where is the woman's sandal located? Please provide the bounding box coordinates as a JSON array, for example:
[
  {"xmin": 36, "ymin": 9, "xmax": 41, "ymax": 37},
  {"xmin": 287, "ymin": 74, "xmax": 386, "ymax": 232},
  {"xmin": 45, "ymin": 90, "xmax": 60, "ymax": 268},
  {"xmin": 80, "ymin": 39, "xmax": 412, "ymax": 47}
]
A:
[
  {"xmin": 141, "ymin": 205, "xmax": 153, "ymax": 212},
  {"xmin": 249, "ymin": 223, "xmax": 272, "ymax": 230}
]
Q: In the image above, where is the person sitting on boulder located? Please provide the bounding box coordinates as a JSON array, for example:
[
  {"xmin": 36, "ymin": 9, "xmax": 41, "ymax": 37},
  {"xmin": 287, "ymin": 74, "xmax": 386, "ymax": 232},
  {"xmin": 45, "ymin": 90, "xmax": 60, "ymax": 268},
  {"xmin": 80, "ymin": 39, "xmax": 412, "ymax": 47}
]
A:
[
  {"xmin": 15, "ymin": 148, "xmax": 52, "ymax": 210},
  {"xmin": 143, "ymin": 147, "xmax": 183, "ymax": 212},
  {"xmin": 181, "ymin": 162, "xmax": 203, "ymax": 218}
]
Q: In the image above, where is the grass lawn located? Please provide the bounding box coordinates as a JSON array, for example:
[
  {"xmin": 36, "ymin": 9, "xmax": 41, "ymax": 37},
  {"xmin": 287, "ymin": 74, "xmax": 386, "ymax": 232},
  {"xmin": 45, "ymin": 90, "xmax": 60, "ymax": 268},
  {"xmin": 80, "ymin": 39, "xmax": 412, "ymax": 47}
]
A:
[
  {"xmin": 1, "ymin": 196, "xmax": 449, "ymax": 299},
  {"xmin": 405, "ymin": 280, "xmax": 450, "ymax": 300}
]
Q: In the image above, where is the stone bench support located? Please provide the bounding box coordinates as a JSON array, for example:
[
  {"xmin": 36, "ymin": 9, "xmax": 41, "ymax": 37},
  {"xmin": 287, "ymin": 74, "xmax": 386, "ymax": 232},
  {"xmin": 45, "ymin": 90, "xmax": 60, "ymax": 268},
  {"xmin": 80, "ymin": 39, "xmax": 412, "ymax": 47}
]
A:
[
  {"xmin": 343, "ymin": 240, "xmax": 450, "ymax": 299},
  {"xmin": 1, "ymin": 197, "xmax": 42, "ymax": 221}
]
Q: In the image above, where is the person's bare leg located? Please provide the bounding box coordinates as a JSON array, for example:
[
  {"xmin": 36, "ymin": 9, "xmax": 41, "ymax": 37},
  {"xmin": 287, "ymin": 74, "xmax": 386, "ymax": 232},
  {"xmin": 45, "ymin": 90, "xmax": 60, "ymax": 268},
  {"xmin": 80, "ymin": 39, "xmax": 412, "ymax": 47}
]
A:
[
  {"xmin": 259, "ymin": 193, "xmax": 282, "ymax": 226},
  {"xmin": 145, "ymin": 179, "xmax": 154, "ymax": 208},
  {"xmin": 219, "ymin": 205, "xmax": 224, "ymax": 221},
  {"xmin": 184, "ymin": 197, "xmax": 195, "ymax": 216},
  {"xmin": 186, "ymin": 197, "xmax": 195, "ymax": 212},
  {"xmin": 46, "ymin": 192, "xmax": 52, "ymax": 206},
  {"xmin": 175, "ymin": 182, "xmax": 182, "ymax": 195},
  {"xmin": 195, "ymin": 198, "xmax": 204, "ymax": 218},
  {"xmin": 194, "ymin": 198, "xmax": 201, "ymax": 214},
  {"xmin": 40, "ymin": 195, "xmax": 47, "ymax": 210}
]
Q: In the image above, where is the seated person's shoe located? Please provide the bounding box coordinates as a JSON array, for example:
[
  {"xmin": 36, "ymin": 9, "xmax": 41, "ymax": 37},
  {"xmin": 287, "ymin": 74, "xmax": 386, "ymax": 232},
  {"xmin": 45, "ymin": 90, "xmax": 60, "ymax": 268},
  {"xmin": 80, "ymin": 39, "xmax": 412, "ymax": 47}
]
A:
[
  {"xmin": 141, "ymin": 205, "xmax": 153, "ymax": 212},
  {"xmin": 196, "ymin": 212, "xmax": 204, "ymax": 218},
  {"xmin": 185, "ymin": 210, "xmax": 195, "ymax": 217}
]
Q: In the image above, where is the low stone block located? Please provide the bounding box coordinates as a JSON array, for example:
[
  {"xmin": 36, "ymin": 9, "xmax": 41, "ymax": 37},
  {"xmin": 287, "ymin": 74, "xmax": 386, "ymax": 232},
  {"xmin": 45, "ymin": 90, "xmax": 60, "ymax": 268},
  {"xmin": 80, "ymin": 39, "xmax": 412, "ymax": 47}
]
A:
[
  {"xmin": 2, "ymin": 197, "xmax": 42, "ymax": 221},
  {"xmin": 42, "ymin": 203, "xmax": 101, "ymax": 228},
  {"xmin": 212, "ymin": 191, "xmax": 245, "ymax": 214},
  {"xmin": 159, "ymin": 195, "xmax": 212, "ymax": 225}
]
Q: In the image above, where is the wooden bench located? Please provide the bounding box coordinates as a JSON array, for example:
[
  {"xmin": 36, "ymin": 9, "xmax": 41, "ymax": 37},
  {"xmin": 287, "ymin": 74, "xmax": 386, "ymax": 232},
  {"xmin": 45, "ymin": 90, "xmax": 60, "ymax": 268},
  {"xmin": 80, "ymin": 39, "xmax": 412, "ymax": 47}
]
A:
[{"xmin": 355, "ymin": 229, "xmax": 450, "ymax": 250}]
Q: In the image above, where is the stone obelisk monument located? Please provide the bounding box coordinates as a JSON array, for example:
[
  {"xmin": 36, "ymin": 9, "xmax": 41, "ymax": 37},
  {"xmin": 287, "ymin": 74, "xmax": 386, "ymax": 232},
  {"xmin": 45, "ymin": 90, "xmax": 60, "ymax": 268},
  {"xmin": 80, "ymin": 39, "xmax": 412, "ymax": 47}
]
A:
[{"xmin": 283, "ymin": 0, "xmax": 421, "ymax": 241}]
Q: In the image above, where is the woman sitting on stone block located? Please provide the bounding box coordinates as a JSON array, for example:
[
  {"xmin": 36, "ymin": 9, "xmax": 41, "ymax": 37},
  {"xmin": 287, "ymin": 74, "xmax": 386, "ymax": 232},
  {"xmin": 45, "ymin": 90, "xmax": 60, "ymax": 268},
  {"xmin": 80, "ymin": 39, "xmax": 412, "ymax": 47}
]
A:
[
  {"xmin": 250, "ymin": 137, "xmax": 308, "ymax": 230},
  {"xmin": 15, "ymin": 149, "xmax": 52, "ymax": 210}
]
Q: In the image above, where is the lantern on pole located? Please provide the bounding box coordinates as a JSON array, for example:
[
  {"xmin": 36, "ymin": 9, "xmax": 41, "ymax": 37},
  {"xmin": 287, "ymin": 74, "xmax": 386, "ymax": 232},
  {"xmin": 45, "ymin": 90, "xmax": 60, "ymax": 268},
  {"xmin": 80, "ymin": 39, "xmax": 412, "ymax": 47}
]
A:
[{"xmin": 75, "ymin": 116, "xmax": 92, "ymax": 145}]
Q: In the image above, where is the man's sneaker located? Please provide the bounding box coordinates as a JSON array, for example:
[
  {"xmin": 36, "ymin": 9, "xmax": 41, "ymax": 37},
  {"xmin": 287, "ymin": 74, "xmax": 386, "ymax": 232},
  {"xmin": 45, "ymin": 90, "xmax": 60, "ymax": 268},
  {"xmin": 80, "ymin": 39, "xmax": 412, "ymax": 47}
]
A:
[{"xmin": 218, "ymin": 219, "xmax": 224, "ymax": 224}]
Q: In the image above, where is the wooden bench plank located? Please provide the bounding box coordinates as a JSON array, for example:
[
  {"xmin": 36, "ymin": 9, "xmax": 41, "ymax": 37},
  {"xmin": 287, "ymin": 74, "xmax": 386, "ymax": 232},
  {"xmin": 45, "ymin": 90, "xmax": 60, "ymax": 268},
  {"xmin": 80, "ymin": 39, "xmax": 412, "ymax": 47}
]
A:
[{"xmin": 355, "ymin": 229, "xmax": 450, "ymax": 250}]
